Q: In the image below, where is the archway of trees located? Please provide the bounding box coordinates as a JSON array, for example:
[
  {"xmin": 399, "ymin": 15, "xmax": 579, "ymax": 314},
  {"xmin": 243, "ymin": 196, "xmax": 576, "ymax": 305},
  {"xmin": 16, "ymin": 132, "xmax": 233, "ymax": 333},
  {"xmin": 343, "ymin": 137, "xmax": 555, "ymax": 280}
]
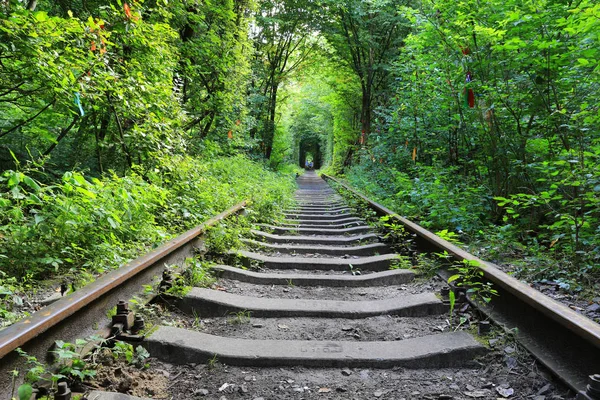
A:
[{"xmin": 298, "ymin": 136, "xmax": 322, "ymax": 169}]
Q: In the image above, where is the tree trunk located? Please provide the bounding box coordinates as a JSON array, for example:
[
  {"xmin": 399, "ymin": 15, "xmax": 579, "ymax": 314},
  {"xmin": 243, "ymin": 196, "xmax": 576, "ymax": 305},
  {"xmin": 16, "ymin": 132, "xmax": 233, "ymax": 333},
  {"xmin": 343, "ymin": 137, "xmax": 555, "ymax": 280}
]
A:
[
  {"xmin": 265, "ymin": 83, "xmax": 278, "ymax": 160},
  {"xmin": 42, "ymin": 116, "xmax": 79, "ymax": 156},
  {"xmin": 360, "ymin": 86, "xmax": 371, "ymax": 144}
]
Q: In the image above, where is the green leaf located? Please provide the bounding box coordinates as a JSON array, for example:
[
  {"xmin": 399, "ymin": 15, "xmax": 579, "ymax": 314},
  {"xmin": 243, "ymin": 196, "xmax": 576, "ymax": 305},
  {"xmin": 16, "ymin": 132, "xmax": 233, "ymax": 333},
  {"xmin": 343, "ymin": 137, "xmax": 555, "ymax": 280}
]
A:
[
  {"xmin": 578, "ymin": 58, "xmax": 589, "ymax": 66},
  {"xmin": 7, "ymin": 172, "xmax": 22, "ymax": 188},
  {"xmin": 17, "ymin": 384, "xmax": 33, "ymax": 400},
  {"xmin": 447, "ymin": 274, "xmax": 461, "ymax": 283},
  {"xmin": 22, "ymin": 176, "xmax": 41, "ymax": 192},
  {"xmin": 70, "ymin": 369, "xmax": 84, "ymax": 380}
]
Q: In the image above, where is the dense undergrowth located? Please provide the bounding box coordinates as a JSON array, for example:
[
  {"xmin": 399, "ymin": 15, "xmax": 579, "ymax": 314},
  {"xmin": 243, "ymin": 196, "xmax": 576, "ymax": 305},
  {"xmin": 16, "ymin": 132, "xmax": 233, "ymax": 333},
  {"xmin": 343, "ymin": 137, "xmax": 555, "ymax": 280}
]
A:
[
  {"xmin": 0, "ymin": 152, "xmax": 296, "ymax": 327},
  {"xmin": 325, "ymin": 157, "xmax": 600, "ymax": 295}
]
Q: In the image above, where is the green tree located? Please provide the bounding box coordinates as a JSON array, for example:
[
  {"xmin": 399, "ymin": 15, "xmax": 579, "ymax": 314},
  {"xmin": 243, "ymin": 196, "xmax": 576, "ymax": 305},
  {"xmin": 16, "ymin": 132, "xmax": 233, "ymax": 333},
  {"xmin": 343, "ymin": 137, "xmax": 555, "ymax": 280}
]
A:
[
  {"xmin": 250, "ymin": 0, "xmax": 316, "ymax": 159},
  {"xmin": 320, "ymin": 0, "xmax": 408, "ymax": 145}
]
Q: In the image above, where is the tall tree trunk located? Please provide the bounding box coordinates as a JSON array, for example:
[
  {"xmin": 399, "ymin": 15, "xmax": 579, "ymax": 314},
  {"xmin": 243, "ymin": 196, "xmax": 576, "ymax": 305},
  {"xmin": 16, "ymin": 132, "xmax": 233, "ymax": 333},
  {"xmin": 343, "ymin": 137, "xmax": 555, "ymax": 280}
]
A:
[
  {"xmin": 360, "ymin": 85, "xmax": 371, "ymax": 144},
  {"xmin": 265, "ymin": 84, "xmax": 278, "ymax": 160},
  {"xmin": 199, "ymin": 111, "xmax": 215, "ymax": 138}
]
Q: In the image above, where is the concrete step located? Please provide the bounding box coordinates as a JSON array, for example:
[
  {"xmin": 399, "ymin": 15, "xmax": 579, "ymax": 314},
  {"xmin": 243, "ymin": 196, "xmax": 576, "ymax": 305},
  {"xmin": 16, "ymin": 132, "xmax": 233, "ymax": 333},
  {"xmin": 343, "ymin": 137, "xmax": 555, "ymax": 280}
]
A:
[
  {"xmin": 285, "ymin": 213, "xmax": 355, "ymax": 221},
  {"xmin": 276, "ymin": 221, "xmax": 365, "ymax": 229},
  {"xmin": 295, "ymin": 196, "xmax": 339, "ymax": 200},
  {"xmin": 236, "ymin": 250, "xmax": 398, "ymax": 271},
  {"xmin": 295, "ymin": 198, "xmax": 343, "ymax": 202},
  {"xmin": 257, "ymin": 224, "xmax": 370, "ymax": 236},
  {"xmin": 212, "ymin": 265, "xmax": 414, "ymax": 286},
  {"xmin": 240, "ymin": 239, "xmax": 390, "ymax": 256},
  {"xmin": 279, "ymin": 216, "xmax": 363, "ymax": 226},
  {"xmin": 283, "ymin": 207, "xmax": 351, "ymax": 215},
  {"xmin": 178, "ymin": 288, "xmax": 446, "ymax": 318},
  {"xmin": 293, "ymin": 202, "xmax": 346, "ymax": 208},
  {"xmin": 295, "ymin": 202, "xmax": 345, "ymax": 207},
  {"xmin": 146, "ymin": 327, "xmax": 486, "ymax": 368},
  {"xmin": 251, "ymin": 230, "xmax": 379, "ymax": 245},
  {"xmin": 288, "ymin": 204, "xmax": 349, "ymax": 210},
  {"xmin": 87, "ymin": 392, "xmax": 151, "ymax": 400}
]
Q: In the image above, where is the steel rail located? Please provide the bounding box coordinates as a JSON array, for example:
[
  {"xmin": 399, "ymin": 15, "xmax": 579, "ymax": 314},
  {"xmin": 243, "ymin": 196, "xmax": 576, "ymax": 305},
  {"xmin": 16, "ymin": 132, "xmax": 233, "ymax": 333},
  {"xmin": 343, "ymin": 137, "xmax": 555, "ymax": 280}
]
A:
[
  {"xmin": 323, "ymin": 174, "xmax": 600, "ymax": 392},
  {"xmin": 0, "ymin": 201, "xmax": 247, "ymax": 361}
]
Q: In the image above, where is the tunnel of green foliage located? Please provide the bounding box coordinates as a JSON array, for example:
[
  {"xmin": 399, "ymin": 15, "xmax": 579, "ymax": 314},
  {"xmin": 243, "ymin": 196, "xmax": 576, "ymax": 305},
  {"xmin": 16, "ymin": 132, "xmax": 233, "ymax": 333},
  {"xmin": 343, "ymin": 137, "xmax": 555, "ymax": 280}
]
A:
[{"xmin": 1, "ymin": 0, "xmax": 599, "ymax": 310}]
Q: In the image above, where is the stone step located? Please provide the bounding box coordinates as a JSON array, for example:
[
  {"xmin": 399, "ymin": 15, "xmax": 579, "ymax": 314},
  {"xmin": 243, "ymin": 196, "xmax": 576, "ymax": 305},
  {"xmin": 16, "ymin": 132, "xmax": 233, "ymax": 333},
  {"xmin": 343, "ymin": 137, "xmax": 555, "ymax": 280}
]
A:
[
  {"xmin": 146, "ymin": 327, "xmax": 486, "ymax": 368},
  {"xmin": 279, "ymin": 217, "xmax": 363, "ymax": 226},
  {"xmin": 178, "ymin": 288, "xmax": 446, "ymax": 318},
  {"xmin": 251, "ymin": 230, "xmax": 378, "ymax": 245},
  {"xmin": 257, "ymin": 224, "xmax": 370, "ymax": 236},
  {"xmin": 283, "ymin": 207, "xmax": 351, "ymax": 215},
  {"xmin": 240, "ymin": 239, "xmax": 389, "ymax": 256},
  {"xmin": 294, "ymin": 202, "xmax": 345, "ymax": 207},
  {"xmin": 284, "ymin": 213, "xmax": 355, "ymax": 221},
  {"xmin": 235, "ymin": 250, "xmax": 399, "ymax": 271},
  {"xmin": 87, "ymin": 392, "xmax": 151, "ymax": 400},
  {"xmin": 277, "ymin": 221, "xmax": 365, "ymax": 229},
  {"xmin": 293, "ymin": 202, "xmax": 346, "ymax": 208},
  {"xmin": 288, "ymin": 204, "xmax": 349, "ymax": 210},
  {"xmin": 212, "ymin": 265, "xmax": 414, "ymax": 286},
  {"xmin": 295, "ymin": 196, "xmax": 339, "ymax": 200}
]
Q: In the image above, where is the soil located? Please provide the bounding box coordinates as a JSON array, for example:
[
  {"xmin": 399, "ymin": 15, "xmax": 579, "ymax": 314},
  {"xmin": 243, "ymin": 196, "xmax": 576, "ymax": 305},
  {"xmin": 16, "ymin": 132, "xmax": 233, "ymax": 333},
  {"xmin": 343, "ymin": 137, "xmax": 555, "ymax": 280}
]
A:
[
  {"xmin": 181, "ymin": 315, "xmax": 450, "ymax": 341},
  {"xmin": 214, "ymin": 276, "xmax": 446, "ymax": 301},
  {"xmin": 83, "ymin": 349, "xmax": 169, "ymax": 398}
]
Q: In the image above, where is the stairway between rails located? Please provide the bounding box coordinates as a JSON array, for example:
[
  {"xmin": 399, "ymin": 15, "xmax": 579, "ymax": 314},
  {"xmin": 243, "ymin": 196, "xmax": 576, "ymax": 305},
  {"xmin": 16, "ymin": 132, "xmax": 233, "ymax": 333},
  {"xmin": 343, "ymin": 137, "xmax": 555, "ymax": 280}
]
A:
[{"xmin": 145, "ymin": 171, "xmax": 486, "ymax": 368}]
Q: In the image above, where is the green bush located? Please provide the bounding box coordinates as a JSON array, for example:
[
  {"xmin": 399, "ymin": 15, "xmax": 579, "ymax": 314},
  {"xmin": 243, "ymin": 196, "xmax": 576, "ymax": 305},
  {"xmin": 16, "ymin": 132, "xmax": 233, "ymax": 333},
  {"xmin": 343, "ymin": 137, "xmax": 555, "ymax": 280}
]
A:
[
  {"xmin": 344, "ymin": 161, "xmax": 490, "ymax": 237},
  {"xmin": 0, "ymin": 155, "xmax": 295, "ymax": 282}
]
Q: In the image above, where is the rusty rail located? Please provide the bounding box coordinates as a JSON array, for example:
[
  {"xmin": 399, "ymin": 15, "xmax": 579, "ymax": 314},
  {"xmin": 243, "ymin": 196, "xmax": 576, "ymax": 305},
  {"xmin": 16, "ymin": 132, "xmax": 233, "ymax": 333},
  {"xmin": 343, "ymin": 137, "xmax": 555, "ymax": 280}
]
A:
[
  {"xmin": 0, "ymin": 201, "xmax": 247, "ymax": 361},
  {"xmin": 322, "ymin": 174, "xmax": 600, "ymax": 392}
]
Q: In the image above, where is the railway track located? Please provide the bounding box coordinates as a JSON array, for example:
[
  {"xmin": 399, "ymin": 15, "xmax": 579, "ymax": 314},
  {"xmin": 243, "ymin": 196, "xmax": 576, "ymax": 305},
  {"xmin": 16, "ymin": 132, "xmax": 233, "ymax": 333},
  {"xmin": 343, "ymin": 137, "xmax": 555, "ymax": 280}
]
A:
[{"xmin": 1, "ymin": 171, "xmax": 599, "ymax": 399}]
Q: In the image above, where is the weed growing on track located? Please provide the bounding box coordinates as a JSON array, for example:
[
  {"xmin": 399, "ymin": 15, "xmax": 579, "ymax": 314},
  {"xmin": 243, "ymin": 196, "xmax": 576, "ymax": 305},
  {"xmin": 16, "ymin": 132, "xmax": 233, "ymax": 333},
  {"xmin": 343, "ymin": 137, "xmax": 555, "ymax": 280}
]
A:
[
  {"xmin": 207, "ymin": 354, "xmax": 219, "ymax": 370},
  {"xmin": 389, "ymin": 255, "xmax": 413, "ymax": 270},
  {"xmin": 349, "ymin": 264, "xmax": 361, "ymax": 276},
  {"xmin": 448, "ymin": 259, "xmax": 499, "ymax": 306},
  {"xmin": 413, "ymin": 254, "xmax": 444, "ymax": 278},
  {"xmin": 228, "ymin": 310, "xmax": 251, "ymax": 325},
  {"xmin": 12, "ymin": 338, "xmax": 151, "ymax": 399}
]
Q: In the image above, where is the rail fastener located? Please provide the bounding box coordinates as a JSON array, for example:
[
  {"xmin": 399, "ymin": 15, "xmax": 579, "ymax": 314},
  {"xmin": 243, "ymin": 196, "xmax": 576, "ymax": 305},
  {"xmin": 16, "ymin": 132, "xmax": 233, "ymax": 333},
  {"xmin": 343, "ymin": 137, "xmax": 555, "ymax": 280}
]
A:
[{"xmin": 55, "ymin": 382, "xmax": 72, "ymax": 400}]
